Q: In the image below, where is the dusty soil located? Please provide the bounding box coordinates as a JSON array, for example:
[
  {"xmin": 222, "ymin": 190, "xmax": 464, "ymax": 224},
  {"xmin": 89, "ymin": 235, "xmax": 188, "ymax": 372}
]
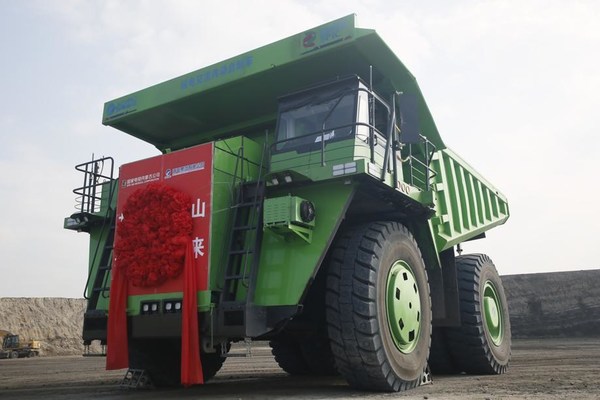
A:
[
  {"xmin": 0, "ymin": 338, "xmax": 599, "ymax": 399},
  {"xmin": 1, "ymin": 270, "xmax": 599, "ymax": 398}
]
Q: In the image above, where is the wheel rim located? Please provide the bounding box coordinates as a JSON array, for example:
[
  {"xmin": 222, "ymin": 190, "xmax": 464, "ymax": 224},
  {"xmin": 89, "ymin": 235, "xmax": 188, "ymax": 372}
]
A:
[
  {"xmin": 483, "ymin": 280, "xmax": 504, "ymax": 346},
  {"xmin": 386, "ymin": 260, "xmax": 421, "ymax": 353}
]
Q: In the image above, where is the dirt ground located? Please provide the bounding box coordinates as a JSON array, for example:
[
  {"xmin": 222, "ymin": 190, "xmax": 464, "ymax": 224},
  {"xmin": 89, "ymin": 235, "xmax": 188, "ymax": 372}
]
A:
[{"xmin": 1, "ymin": 338, "xmax": 598, "ymax": 400}]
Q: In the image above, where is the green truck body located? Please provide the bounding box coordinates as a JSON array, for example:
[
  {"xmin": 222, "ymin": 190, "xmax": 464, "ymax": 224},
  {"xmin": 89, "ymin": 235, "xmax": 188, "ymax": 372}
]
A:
[{"xmin": 65, "ymin": 15, "xmax": 511, "ymax": 391}]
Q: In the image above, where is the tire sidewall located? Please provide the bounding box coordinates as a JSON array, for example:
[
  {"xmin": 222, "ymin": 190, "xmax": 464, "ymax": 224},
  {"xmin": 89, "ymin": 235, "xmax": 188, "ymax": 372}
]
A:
[
  {"xmin": 376, "ymin": 227, "xmax": 432, "ymax": 382},
  {"xmin": 478, "ymin": 261, "xmax": 511, "ymax": 367}
]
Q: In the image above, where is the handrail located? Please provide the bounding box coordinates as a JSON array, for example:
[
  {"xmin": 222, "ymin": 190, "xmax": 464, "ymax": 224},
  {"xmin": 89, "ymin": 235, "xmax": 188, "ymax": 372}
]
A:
[
  {"xmin": 73, "ymin": 157, "xmax": 114, "ymax": 214},
  {"xmin": 407, "ymin": 135, "xmax": 437, "ymax": 191},
  {"xmin": 73, "ymin": 156, "xmax": 116, "ymax": 301}
]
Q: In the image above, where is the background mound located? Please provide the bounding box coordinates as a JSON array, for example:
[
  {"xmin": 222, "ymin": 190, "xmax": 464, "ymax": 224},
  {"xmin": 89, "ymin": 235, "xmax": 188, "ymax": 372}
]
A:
[
  {"xmin": 1, "ymin": 270, "xmax": 599, "ymax": 356},
  {"xmin": 0, "ymin": 298, "xmax": 87, "ymax": 356},
  {"xmin": 503, "ymin": 270, "xmax": 600, "ymax": 338}
]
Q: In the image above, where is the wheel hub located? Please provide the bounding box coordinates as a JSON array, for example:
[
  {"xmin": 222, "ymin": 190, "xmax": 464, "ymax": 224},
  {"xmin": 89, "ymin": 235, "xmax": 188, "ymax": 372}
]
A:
[
  {"xmin": 386, "ymin": 261, "xmax": 421, "ymax": 353},
  {"xmin": 483, "ymin": 280, "xmax": 504, "ymax": 346}
]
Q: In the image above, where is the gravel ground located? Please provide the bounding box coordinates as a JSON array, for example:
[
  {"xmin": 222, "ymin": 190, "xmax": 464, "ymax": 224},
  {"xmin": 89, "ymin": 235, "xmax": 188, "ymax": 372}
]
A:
[{"xmin": 1, "ymin": 338, "xmax": 599, "ymax": 400}]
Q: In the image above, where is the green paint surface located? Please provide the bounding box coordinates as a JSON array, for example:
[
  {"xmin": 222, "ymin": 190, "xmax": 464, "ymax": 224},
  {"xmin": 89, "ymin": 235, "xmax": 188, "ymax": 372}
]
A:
[{"xmin": 254, "ymin": 180, "xmax": 355, "ymax": 305}]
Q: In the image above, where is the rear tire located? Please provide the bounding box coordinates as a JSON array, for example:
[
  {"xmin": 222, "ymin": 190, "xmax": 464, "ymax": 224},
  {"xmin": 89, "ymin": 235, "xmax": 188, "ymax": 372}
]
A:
[
  {"xmin": 326, "ymin": 222, "xmax": 432, "ymax": 391},
  {"xmin": 299, "ymin": 335, "xmax": 337, "ymax": 375},
  {"xmin": 10, "ymin": 351, "xmax": 19, "ymax": 359},
  {"xmin": 270, "ymin": 334, "xmax": 337, "ymax": 376},
  {"xmin": 445, "ymin": 254, "xmax": 511, "ymax": 374},
  {"xmin": 201, "ymin": 344, "xmax": 228, "ymax": 381},
  {"xmin": 270, "ymin": 337, "xmax": 310, "ymax": 375},
  {"xmin": 428, "ymin": 327, "xmax": 459, "ymax": 374}
]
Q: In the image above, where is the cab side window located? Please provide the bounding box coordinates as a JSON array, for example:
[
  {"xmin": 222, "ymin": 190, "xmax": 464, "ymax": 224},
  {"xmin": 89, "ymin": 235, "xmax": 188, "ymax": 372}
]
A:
[{"xmin": 372, "ymin": 98, "xmax": 389, "ymax": 137}]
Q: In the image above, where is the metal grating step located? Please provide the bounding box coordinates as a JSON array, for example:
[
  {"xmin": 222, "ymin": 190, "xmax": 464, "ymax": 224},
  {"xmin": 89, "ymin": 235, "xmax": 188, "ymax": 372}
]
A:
[{"xmin": 120, "ymin": 368, "xmax": 152, "ymax": 389}]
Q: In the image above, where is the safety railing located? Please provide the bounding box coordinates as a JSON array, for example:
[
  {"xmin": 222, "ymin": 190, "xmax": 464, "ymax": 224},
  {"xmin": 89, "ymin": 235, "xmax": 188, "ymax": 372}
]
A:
[
  {"xmin": 73, "ymin": 157, "xmax": 114, "ymax": 214},
  {"xmin": 405, "ymin": 135, "xmax": 436, "ymax": 191}
]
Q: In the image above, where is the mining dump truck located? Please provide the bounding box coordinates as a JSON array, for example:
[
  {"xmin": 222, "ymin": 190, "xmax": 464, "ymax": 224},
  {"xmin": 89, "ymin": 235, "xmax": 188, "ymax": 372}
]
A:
[{"xmin": 64, "ymin": 15, "xmax": 510, "ymax": 391}]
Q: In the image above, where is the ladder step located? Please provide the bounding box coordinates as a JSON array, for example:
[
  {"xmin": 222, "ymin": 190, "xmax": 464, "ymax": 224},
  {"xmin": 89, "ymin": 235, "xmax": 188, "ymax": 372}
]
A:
[
  {"xmin": 229, "ymin": 249, "xmax": 253, "ymax": 256},
  {"xmin": 220, "ymin": 176, "xmax": 266, "ymax": 304},
  {"xmin": 224, "ymin": 274, "xmax": 245, "ymax": 280},
  {"xmin": 233, "ymin": 225, "xmax": 256, "ymax": 231},
  {"xmin": 220, "ymin": 301, "xmax": 246, "ymax": 309},
  {"xmin": 225, "ymin": 352, "xmax": 252, "ymax": 358},
  {"xmin": 98, "ymin": 265, "xmax": 112, "ymax": 271},
  {"xmin": 120, "ymin": 368, "xmax": 151, "ymax": 388},
  {"xmin": 236, "ymin": 200, "xmax": 263, "ymax": 207}
]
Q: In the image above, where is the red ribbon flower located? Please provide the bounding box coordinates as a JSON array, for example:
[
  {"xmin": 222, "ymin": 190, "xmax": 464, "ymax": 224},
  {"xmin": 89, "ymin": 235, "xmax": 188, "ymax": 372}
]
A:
[{"xmin": 115, "ymin": 183, "xmax": 193, "ymax": 287}]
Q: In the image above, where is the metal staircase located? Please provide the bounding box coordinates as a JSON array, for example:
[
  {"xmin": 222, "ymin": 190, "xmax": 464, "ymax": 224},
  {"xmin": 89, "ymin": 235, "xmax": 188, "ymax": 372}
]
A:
[
  {"xmin": 65, "ymin": 156, "xmax": 116, "ymax": 346},
  {"xmin": 218, "ymin": 145, "xmax": 267, "ymax": 337},
  {"xmin": 86, "ymin": 211, "xmax": 116, "ymax": 310},
  {"xmin": 70, "ymin": 156, "xmax": 117, "ymax": 310},
  {"xmin": 221, "ymin": 181, "xmax": 265, "ymax": 302}
]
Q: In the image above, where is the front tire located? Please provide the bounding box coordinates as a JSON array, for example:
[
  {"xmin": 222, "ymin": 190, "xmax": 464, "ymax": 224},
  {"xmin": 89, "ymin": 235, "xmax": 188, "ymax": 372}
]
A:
[
  {"xmin": 129, "ymin": 338, "xmax": 227, "ymax": 387},
  {"xmin": 445, "ymin": 254, "xmax": 511, "ymax": 374},
  {"xmin": 129, "ymin": 338, "xmax": 181, "ymax": 387},
  {"xmin": 326, "ymin": 222, "xmax": 432, "ymax": 391}
]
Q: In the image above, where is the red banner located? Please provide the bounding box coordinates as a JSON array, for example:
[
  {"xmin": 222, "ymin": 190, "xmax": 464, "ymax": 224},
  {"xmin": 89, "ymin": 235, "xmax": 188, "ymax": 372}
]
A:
[
  {"xmin": 115, "ymin": 143, "xmax": 213, "ymax": 295},
  {"xmin": 106, "ymin": 143, "xmax": 212, "ymax": 385}
]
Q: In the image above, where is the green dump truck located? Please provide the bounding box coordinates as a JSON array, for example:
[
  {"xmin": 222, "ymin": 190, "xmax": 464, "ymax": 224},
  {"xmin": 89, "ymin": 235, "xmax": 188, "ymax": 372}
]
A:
[{"xmin": 64, "ymin": 15, "xmax": 510, "ymax": 392}]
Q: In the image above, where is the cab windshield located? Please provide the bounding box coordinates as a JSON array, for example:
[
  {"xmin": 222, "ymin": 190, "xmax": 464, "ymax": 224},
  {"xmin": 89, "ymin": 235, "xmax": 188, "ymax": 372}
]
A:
[{"xmin": 275, "ymin": 90, "xmax": 356, "ymax": 152}]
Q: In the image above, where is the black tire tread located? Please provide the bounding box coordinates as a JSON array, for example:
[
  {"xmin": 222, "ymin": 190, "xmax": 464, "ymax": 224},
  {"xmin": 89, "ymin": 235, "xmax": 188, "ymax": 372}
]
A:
[
  {"xmin": 428, "ymin": 327, "xmax": 460, "ymax": 374},
  {"xmin": 129, "ymin": 338, "xmax": 180, "ymax": 387},
  {"xmin": 269, "ymin": 337, "xmax": 311, "ymax": 375},
  {"xmin": 202, "ymin": 348, "xmax": 228, "ymax": 381},
  {"xmin": 128, "ymin": 338, "xmax": 227, "ymax": 387},
  {"xmin": 326, "ymin": 222, "xmax": 430, "ymax": 392},
  {"xmin": 445, "ymin": 253, "xmax": 511, "ymax": 374}
]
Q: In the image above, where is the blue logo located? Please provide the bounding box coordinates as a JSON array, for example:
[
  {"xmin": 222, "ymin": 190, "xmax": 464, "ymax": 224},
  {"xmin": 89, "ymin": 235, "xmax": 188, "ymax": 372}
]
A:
[{"xmin": 105, "ymin": 97, "xmax": 138, "ymax": 118}]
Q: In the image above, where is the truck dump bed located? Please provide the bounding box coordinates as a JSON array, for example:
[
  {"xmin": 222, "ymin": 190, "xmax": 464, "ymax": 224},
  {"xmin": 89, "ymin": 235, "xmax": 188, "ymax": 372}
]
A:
[
  {"xmin": 101, "ymin": 14, "xmax": 508, "ymax": 252},
  {"xmin": 102, "ymin": 15, "xmax": 443, "ymax": 152}
]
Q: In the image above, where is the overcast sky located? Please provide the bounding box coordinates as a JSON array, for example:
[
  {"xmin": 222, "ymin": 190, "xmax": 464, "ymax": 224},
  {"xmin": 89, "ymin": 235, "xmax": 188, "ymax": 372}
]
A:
[{"xmin": 1, "ymin": 0, "xmax": 598, "ymax": 298}]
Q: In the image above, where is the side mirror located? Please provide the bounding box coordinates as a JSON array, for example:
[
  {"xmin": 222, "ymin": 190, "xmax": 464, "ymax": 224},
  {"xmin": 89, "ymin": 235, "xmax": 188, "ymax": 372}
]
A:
[{"xmin": 398, "ymin": 93, "xmax": 420, "ymax": 144}]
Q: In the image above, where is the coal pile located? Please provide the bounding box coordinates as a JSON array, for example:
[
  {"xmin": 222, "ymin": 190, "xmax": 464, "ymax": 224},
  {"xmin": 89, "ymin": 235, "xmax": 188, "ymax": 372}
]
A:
[{"xmin": 502, "ymin": 270, "xmax": 600, "ymax": 338}]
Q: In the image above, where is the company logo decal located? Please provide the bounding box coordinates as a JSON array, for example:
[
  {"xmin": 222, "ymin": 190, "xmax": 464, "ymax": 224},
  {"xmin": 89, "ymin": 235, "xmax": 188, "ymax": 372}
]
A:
[
  {"xmin": 105, "ymin": 97, "xmax": 138, "ymax": 119},
  {"xmin": 165, "ymin": 161, "xmax": 205, "ymax": 179},
  {"xmin": 121, "ymin": 172, "xmax": 160, "ymax": 188}
]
